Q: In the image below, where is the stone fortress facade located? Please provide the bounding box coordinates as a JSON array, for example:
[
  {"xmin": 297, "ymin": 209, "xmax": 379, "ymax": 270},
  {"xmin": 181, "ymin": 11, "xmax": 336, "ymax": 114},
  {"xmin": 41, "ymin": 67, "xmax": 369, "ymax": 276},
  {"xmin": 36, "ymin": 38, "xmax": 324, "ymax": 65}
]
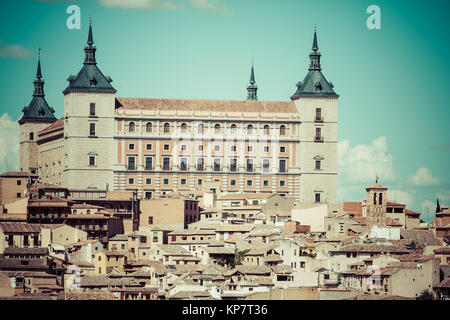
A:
[{"xmin": 18, "ymin": 24, "xmax": 339, "ymax": 203}]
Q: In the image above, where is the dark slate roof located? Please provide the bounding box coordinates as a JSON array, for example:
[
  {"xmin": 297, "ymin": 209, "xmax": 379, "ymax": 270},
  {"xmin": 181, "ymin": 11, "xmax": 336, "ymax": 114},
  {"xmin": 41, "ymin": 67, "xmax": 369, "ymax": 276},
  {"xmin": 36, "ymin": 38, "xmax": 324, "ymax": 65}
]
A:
[
  {"xmin": 63, "ymin": 64, "xmax": 116, "ymax": 94},
  {"xmin": 290, "ymin": 70, "xmax": 338, "ymax": 99},
  {"xmin": 19, "ymin": 96, "xmax": 56, "ymax": 124}
]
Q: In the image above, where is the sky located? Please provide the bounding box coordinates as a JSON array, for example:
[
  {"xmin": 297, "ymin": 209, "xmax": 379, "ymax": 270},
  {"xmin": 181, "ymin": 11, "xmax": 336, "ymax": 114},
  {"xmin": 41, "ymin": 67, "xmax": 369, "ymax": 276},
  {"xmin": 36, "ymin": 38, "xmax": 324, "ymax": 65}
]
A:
[{"xmin": 0, "ymin": 0, "xmax": 449, "ymax": 221}]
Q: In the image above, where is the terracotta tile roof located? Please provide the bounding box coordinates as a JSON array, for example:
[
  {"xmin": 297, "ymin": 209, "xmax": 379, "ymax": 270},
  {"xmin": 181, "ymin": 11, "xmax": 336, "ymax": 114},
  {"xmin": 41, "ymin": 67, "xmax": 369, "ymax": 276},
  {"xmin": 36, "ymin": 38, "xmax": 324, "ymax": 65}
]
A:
[
  {"xmin": 271, "ymin": 264, "xmax": 293, "ymax": 274},
  {"xmin": 116, "ymin": 97, "xmax": 297, "ymax": 113},
  {"xmin": 404, "ymin": 209, "xmax": 421, "ymax": 216},
  {"xmin": 0, "ymin": 223, "xmax": 41, "ymax": 233},
  {"xmin": 330, "ymin": 244, "xmax": 409, "ymax": 254},
  {"xmin": 235, "ymin": 265, "xmax": 271, "ymax": 275},
  {"xmin": 70, "ymin": 203, "xmax": 105, "ymax": 210},
  {"xmin": 343, "ymin": 202, "xmax": 362, "ymax": 216},
  {"xmin": 366, "ymin": 183, "xmax": 388, "ymax": 190},
  {"xmin": 435, "ymin": 278, "xmax": 450, "ymax": 288},
  {"xmin": 400, "ymin": 230, "xmax": 441, "ymax": 247},
  {"xmin": 433, "ymin": 247, "xmax": 450, "ymax": 254},
  {"xmin": 0, "ymin": 171, "xmax": 38, "ymax": 178},
  {"xmin": 38, "ymin": 117, "xmax": 64, "ymax": 136},
  {"xmin": 219, "ymin": 193, "xmax": 275, "ymax": 200},
  {"xmin": 216, "ymin": 225, "xmax": 254, "ymax": 232},
  {"xmin": 203, "ymin": 246, "xmax": 234, "ymax": 255},
  {"xmin": 386, "ymin": 201, "xmax": 406, "ymax": 207}
]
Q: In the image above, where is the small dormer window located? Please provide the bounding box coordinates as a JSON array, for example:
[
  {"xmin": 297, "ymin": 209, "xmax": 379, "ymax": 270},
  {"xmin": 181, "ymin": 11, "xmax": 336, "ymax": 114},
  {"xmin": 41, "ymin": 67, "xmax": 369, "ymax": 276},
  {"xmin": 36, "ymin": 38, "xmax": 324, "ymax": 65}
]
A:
[
  {"xmin": 89, "ymin": 76, "xmax": 97, "ymax": 86},
  {"xmin": 315, "ymin": 81, "xmax": 322, "ymax": 91},
  {"xmin": 38, "ymin": 108, "xmax": 45, "ymax": 117}
]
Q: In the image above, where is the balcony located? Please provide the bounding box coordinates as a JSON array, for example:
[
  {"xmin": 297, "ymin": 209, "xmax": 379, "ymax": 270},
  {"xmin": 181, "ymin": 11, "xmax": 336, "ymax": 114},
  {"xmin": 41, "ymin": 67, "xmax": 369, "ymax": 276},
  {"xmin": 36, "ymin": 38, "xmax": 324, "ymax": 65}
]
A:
[
  {"xmin": 127, "ymin": 165, "xmax": 136, "ymax": 170},
  {"xmin": 180, "ymin": 163, "xmax": 188, "ymax": 171},
  {"xmin": 315, "ymin": 117, "xmax": 324, "ymax": 123},
  {"xmin": 162, "ymin": 164, "xmax": 171, "ymax": 171},
  {"xmin": 246, "ymin": 165, "xmax": 254, "ymax": 173},
  {"xmin": 314, "ymin": 136, "xmax": 324, "ymax": 143},
  {"xmin": 230, "ymin": 165, "xmax": 237, "ymax": 172},
  {"xmin": 279, "ymin": 166, "xmax": 287, "ymax": 173},
  {"xmin": 197, "ymin": 165, "xmax": 204, "ymax": 171},
  {"xmin": 214, "ymin": 165, "xmax": 221, "ymax": 172}
]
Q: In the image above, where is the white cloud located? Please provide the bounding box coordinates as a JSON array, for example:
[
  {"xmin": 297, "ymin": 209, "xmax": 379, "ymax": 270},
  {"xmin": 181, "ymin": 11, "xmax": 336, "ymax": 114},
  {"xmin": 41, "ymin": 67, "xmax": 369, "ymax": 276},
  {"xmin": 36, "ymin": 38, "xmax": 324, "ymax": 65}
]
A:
[
  {"xmin": 420, "ymin": 200, "xmax": 436, "ymax": 221},
  {"xmin": 408, "ymin": 167, "xmax": 440, "ymax": 186},
  {"xmin": 387, "ymin": 189, "xmax": 414, "ymax": 207},
  {"xmin": 99, "ymin": 0, "xmax": 183, "ymax": 10},
  {"xmin": 338, "ymin": 136, "xmax": 396, "ymax": 184},
  {"xmin": 189, "ymin": 0, "xmax": 234, "ymax": 14},
  {"xmin": 0, "ymin": 38, "xmax": 33, "ymax": 59},
  {"xmin": 0, "ymin": 113, "xmax": 20, "ymax": 174}
]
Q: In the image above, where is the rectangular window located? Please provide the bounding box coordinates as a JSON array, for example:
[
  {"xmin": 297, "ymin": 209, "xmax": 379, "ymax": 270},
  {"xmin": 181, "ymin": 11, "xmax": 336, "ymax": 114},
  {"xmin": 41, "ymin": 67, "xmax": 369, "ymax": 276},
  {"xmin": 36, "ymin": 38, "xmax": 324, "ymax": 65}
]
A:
[
  {"xmin": 146, "ymin": 144, "xmax": 152, "ymax": 150},
  {"xmin": 23, "ymin": 235, "xmax": 29, "ymax": 247},
  {"xmin": 163, "ymin": 144, "xmax": 170, "ymax": 151},
  {"xmin": 16, "ymin": 193, "xmax": 21, "ymax": 198},
  {"xmin": 263, "ymin": 180, "xmax": 269, "ymax": 187},
  {"xmin": 129, "ymin": 143, "xmax": 135, "ymax": 150},
  {"xmin": 246, "ymin": 180, "xmax": 253, "ymax": 187},
  {"xmin": 89, "ymin": 156, "xmax": 95, "ymax": 166},
  {"xmin": 197, "ymin": 179, "xmax": 202, "ymax": 185},
  {"xmin": 90, "ymin": 103, "xmax": 96, "ymax": 116},
  {"xmin": 180, "ymin": 178, "xmax": 187, "ymax": 185},
  {"xmin": 214, "ymin": 145, "xmax": 220, "ymax": 151},
  {"xmin": 280, "ymin": 146, "xmax": 286, "ymax": 153},
  {"xmin": 128, "ymin": 156, "xmax": 136, "ymax": 170},
  {"xmin": 181, "ymin": 144, "xmax": 187, "ymax": 151},
  {"xmin": 247, "ymin": 146, "xmax": 253, "ymax": 152},
  {"xmin": 231, "ymin": 146, "xmax": 237, "ymax": 152},
  {"xmin": 279, "ymin": 159, "xmax": 286, "ymax": 173},
  {"xmin": 17, "ymin": 180, "xmax": 21, "ymax": 186},
  {"xmin": 280, "ymin": 180, "xmax": 286, "ymax": 187},
  {"xmin": 230, "ymin": 180, "xmax": 236, "ymax": 186},
  {"xmin": 264, "ymin": 146, "xmax": 269, "ymax": 153},
  {"xmin": 144, "ymin": 192, "xmax": 152, "ymax": 200},
  {"xmin": 198, "ymin": 145, "xmax": 204, "ymax": 151},
  {"xmin": 163, "ymin": 157, "xmax": 170, "ymax": 170},
  {"xmin": 180, "ymin": 158, "xmax": 188, "ymax": 171},
  {"xmin": 315, "ymin": 128, "xmax": 322, "ymax": 141},
  {"xmin": 315, "ymin": 108, "xmax": 322, "ymax": 121},
  {"xmin": 90, "ymin": 123, "xmax": 96, "ymax": 136},
  {"xmin": 263, "ymin": 159, "xmax": 270, "ymax": 172},
  {"xmin": 246, "ymin": 158, "xmax": 254, "ymax": 172},
  {"xmin": 214, "ymin": 158, "xmax": 221, "ymax": 171},
  {"xmin": 145, "ymin": 157, "xmax": 153, "ymax": 170},
  {"xmin": 128, "ymin": 178, "xmax": 135, "ymax": 185},
  {"xmin": 230, "ymin": 158, "xmax": 237, "ymax": 172},
  {"xmin": 197, "ymin": 158, "xmax": 204, "ymax": 171},
  {"xmin": 315, "ymin": 193, "xmax": 321, "ymax": 203},
  {"xmin": 315, "ymin": 160, "xmax": 321, "ymax": 170},
  {"xmin": 148, "ymin": 216, "xmax": 153, "ymax": 224},
  {"xmin": 163, "ymin": 178, "xmax": 169, "ymax": 185},
  {"xmin": 146, "ymin": 178, "xmax": 152, "ymax": 184}
]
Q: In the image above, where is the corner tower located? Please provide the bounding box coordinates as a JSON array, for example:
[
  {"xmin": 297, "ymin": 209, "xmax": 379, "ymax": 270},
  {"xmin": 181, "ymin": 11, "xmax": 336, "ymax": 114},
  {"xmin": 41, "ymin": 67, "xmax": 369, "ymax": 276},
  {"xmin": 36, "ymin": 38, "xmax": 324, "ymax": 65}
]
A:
[
  {"xmin": 62, "ymin": 21, "xmax": 116, "ymax": 190},
  {"xmin": 18, "ymin": 50, "xmax": 56, "ymax": 174},
  {"xmin": 291, "ymin": 29, "xmax": 339, "ymax": 204}
]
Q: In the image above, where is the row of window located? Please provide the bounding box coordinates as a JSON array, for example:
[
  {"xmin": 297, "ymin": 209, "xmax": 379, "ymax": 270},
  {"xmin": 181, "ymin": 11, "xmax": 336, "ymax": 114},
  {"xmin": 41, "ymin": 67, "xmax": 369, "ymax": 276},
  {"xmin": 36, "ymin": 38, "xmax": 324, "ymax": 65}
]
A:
[
  {"xmin": 125, "ymin": 156, "xmax": 288, "ymax": 172},
  {"xmin": 131, "ymin": 143, "xmax": 288, "ymax": 153},
  {"xmin": 126, "ymin": 122, "xmax": 290, "ymax": 136},
  {"xmin": 128, "ymin": 177, "xmax": 288, "ymax": 188}
]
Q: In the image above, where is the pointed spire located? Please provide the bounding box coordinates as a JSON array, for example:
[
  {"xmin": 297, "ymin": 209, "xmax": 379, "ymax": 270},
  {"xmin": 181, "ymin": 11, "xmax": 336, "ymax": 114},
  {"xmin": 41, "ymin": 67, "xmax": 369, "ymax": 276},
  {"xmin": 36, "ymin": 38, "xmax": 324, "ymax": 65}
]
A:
[
  {"xmin": 247, "ymin": 62, "xmax": 257, "ymax": 101},
  {"xmin": 36, "ymin": 48, "xmax": 42, "ymax": 79},
  {"xmin": 309, "ymin": 27, "xmax": 321, "ymax": 71},
  {"xmin": 33, "ymin": 48, "xmax": 44, "ymax": 97},
  {"xmin": 84, "ymin": 18, "xmax": 97, "ymax": 65},
  {"xmin": 312, "ymin": 26, "xmax": 318, "ymax": 52},
  {"xmin": 87, "ymin": 18, "xmax": 94, "ymax": 46},
  {"xmin": 436, "ymin": 198, "xmax": 441, "ymax": 213}
]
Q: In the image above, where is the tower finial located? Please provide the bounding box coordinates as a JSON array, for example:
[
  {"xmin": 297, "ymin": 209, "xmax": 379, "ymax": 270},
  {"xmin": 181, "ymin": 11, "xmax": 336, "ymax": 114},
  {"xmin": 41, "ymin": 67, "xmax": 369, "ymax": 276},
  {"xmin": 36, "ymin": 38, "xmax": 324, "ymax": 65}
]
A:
[
  {"xmin": 312, "ymin": 27, "xmax": 318, "ymax": 52},
  {"xmin": 376, "ymin": 174, "xmax": 379, "ymax": 184},
  {"xmin": 87, "ymin": 18, "xmax": 94, "ymax": 46},
  {"xmin": 36, "ymin": 47, "xmax": 42, "ymax": 80},
  {"xmin": 308, "ymin": 27, "xmax": 321, "ymax": 71}
]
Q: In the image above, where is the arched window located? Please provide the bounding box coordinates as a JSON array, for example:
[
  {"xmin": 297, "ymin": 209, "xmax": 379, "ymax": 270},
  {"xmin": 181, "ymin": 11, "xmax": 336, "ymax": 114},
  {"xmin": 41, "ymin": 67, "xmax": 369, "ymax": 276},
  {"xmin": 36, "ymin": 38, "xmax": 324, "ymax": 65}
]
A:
[
  {"xmin": 373, "ymin": 193, "xmax": 377, "ymax": 205},
  {"xmin": 215, "ymin": 124, "xmax": 220, "ymax": 134},
  {"xmin": 181, "ymin": 123, "xmax": 187, "ymax": 133},
  {"xmin": 280, "ymin": 125, "xmax": 286, "ymax": 136},
  {"xmin": 379, "ymin": 193, "xmax": 383, "ymax": 205},
  {"xmin": 129, "ymin": 122, "xmax": 135, "ymax": 132},
  {"xmin": 146, "ymin": 122, "xmax": 152, "ymax": 133},
  {"xmin": 29, "ymin": 132, "xmax": 34, "ymax": 141},
  {"xmin": 198, "ymin": 123, "xmax": 204, "ymax": 134},
  {"xmin": 247, "ymin": 125, "xmax": 253, "ymax": 135},
  {"xmin": 164, "ymin": 123, "xmax": 170, "ymax": 133},
  {"xmin": 231, "ymin": 124, "xmax": 237, "ymax": 134},
  {"xmin": 263, "ymin": 125, "xmax": 270, "ymax": 135}
]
